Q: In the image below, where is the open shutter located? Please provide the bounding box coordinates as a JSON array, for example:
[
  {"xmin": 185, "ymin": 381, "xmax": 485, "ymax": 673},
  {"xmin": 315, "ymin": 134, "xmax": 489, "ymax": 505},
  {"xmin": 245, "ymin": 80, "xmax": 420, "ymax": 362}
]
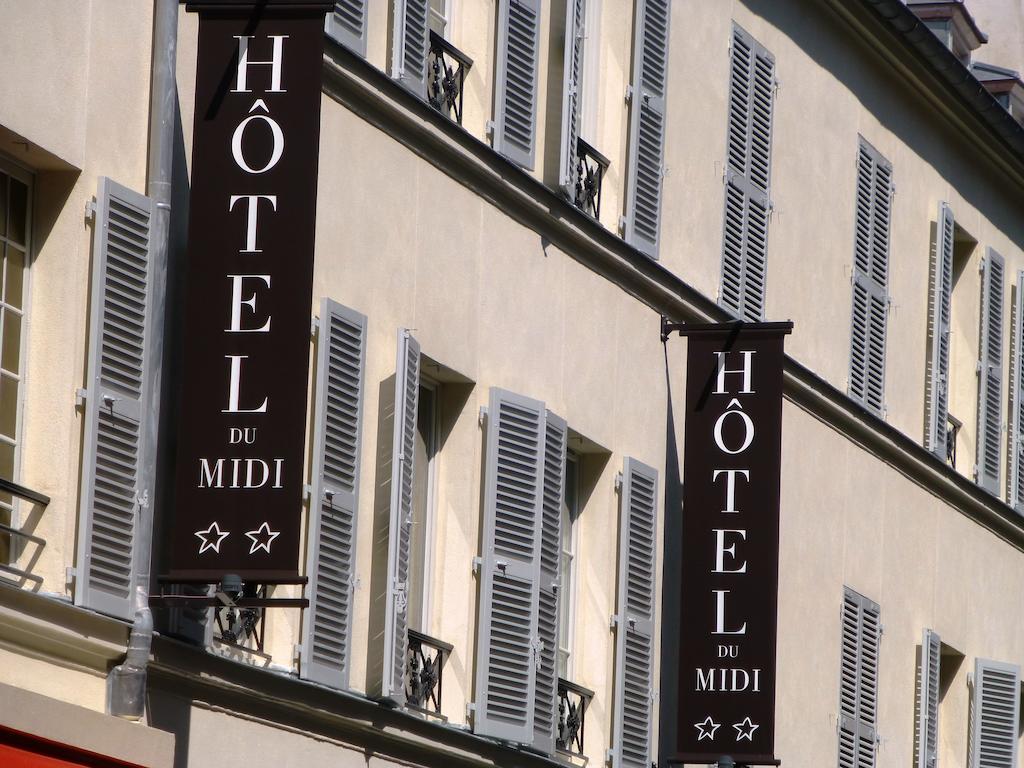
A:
[
  {"xmin": 610, "ymin": 458, "xmax": 658, "ymax": 768},
  {"xmin": 558, "ymin": 0, "xmax": 585, "ymax": 198},
  {"xmin": 473, "ymin": 388, "xmax": 545, "ymax": 743},
  {"xmin": 977, "ymin": 249, "xmax": 1005, "ymax": 493},
  {"xmin": 381, "ymin": 330, "xmax": 420, "ymax": 704},
  {"xmin": 719, "ymin": 25, "xmax": 775, "ymax": 321},
  {"xmin": 1009, "ymin": 270, "xmax": 1024, "ymax": 508},
  {"xmin": 533, "ymin": 411, "xmax": 566, "ymax": 754},
  {"xmin": 75, "ymin": 178, "xmax": 153, "ymax": 621},
  {"xmin": 916, "ymin": 629, "xmax": 941, "ymax": 768},
  {"xmin": 392, "ymin": 0, "xmax": 430, "ymax": 96},
  {"xmin": 970, "ymin": 659, "xmax": 1020, "ymax": 768},
  {"xmin": 327, "ymin": 0, "xmax": 368, "ymax": 58},
  {"xmin": 838, "ymin": 588, "xmax": 880, "ymax": 768},
  {"xmin": 300, "ymin": 299, "xmax": 367, "ymax": 689},
  {"xmin": 848, "ymin": 140, "xmax": 892, "ymax": 415},
  {"xmin": 623, "ymin": 0, "xmax": 670, "ymax": 258},
  {"xmin": 927, "ymin": 203, "xmax": 955, "ymax": 459},
  {"xmin": 492, "ymin": 0, "xmax": 542, "ymax": 169}
]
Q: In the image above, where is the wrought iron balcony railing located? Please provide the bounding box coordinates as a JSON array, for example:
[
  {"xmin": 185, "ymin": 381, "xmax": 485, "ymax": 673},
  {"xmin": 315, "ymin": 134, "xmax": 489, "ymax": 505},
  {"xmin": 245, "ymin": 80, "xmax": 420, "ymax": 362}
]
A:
[
  {"xmin": 428, "ymin": 30, "xmax": 473, "ymax": 126},
  {"xmin": 0, "ymin": 476, "xmax": 49, "ymax": 586},
  {"xmin": 214, "ymin": 583, "xmax": 268, "ymax": 657},
  {"xmin": 946, "ymin": 413, "xmax": 962, "ymax": 467},
  {"xmin": 407, "ymin": 628, "xmax": 453, "ymax": 717},
  {"xmin": 557, "ymin": 677, "xmax": 594, "ymax": 756},
  {"xmin": 573, "ymin": 138, "xmax": 610, "ymax": 221}
]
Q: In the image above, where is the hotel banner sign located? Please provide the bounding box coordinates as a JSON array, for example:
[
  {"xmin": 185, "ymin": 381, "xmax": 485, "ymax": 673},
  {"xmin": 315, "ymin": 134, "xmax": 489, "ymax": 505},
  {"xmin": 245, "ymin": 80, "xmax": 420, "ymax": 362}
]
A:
[
  {"xmin": 168, "ymin": 0, "xmax": 332, "ymax": 581},
  {"xmin": 674, "ymin": 321, "xmax": 791, "ymax": 765}
]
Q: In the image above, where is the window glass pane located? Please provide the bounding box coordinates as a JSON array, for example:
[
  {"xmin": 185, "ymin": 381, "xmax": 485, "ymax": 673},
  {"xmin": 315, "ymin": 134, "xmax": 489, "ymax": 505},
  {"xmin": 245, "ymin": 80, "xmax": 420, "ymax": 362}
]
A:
[
  {"xmin": 1, "ymin": 310, "xmax": 20, "ymax": 374},
  {"xmin": 408, "ymin": 383, "xmax": 436, "ymax": 631},
  {"xmin": 8, "ymin": 178, "xmax": 27, "ymax": 246},
  {"xmin": 5, "ymin": 247, "xmax": 24, "ymax": 310},
  {"xmin": 559, "ymin": 454, "xmax": 579, "ymax": 677},
  {"xmin": 0, "ymin": 172, "xmax": 7, "ymax": 238},
  {"xmin": 0, "ymin": 375, "xmax": 16, "ymax": 438}
]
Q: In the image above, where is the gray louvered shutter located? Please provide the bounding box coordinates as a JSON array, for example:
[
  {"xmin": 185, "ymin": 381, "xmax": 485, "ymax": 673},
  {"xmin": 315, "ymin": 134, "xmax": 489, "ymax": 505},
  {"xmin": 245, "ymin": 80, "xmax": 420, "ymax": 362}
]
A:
[
  {"xmin": 926, "ymin": 203, "xmax": 955, "ymax": 459},
  {"xmin": 1009, "ymin": 270, "xmax": 1024, "ymax": 508},
  {"xmin": 558, "ymin": 0, "xmax": 585, "ymax": 198},
  {"xmin": 720, "ymin": 25, "xmax": 775, "ymax": 321},
  {"xmin": 976, "ymin": 249, "xmax": 1005, "ymax": 493},
  {"xmin": 623, "ymin": 0, "xmax": 670, "ymax": 258},
  {"xmin": 916, "ymin": 629, "xmax": 941, "ymax": 768},
  {"xmin": 492, "ymin": 0, "xmax": 542, "ymax": 169},
  {"xmin": 610, "ymin": 458, "xmax": 658, "ymax": 768},
  {"xmin": 327, "ymin": 0, "xmax": 368, "ymax": 57},
  {"xmin": 75, "ymin": 177, "xmax": 153, "ymax": 621},
  {"xmin": 533, "ymin": 410, "xmax": 566, "ymax": 754},
  {"xmin": 838, "ymin": 588, "xmax": 880, "ymax": 768},
  {"xmin": 970, "ymin": 659, "xmax": 1020, "ymax": 768},
  {"xmin": 848, "ymin": 140, "xmax": 892, "ymax": 415},
  {"xmin": 392, "ymin": 0, "xmax": 430, "ymax": 96},
  {"xmin": 300, "ymin": 299, "xmax": 367, "ymax": 689},
  {"xmin": 382, "ymin": 329, "xmax": 420, "ymax": 704},
  {"xmin": 473, "ymin": 388, "xmax": 545, "ymax": 743}
]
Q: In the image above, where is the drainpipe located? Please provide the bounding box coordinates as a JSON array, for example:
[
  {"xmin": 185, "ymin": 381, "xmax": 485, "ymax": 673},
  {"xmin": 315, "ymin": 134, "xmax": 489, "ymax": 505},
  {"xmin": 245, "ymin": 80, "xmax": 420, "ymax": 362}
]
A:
[{"xmin": 108, "ymin": 0, "xmax": 177, "ymax": 720}]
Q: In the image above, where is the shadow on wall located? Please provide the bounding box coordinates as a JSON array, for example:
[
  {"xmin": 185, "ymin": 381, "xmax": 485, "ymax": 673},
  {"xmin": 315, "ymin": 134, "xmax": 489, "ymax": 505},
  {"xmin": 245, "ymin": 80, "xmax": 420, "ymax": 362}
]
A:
[{"xmin": 743, "ymin": 0, "xmax": 1024, "ymax": 245}]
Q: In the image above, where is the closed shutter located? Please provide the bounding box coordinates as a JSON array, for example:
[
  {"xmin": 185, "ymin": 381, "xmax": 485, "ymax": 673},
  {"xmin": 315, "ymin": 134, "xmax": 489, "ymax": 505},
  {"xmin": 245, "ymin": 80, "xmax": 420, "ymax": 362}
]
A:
[
  {"xmin": 719, "ymin": 24, "xmax": 775, "ymax": 322},
  {"xmin": 838, "ymin": 588, "xmax": 880, "ymax": 768},
  {"xmin": 533, "ymin": 410, "xmax": 566, "ymax": 754},
  {"xmin": 392, "ymin": 0, "xmax": 430, "ymax": 96},
  {"xmin": 300, "ymin": 299, "xmax": 367, "ymax": 689},
  {"xmin": 926, "ymin": 203, "xmax": 955, "ymax": 459},
  {"xmin": 75, "ymin": 177, "xmax": 153, "ymax": 621},
  {"xmin": 970, "ymin": 658, "xmax": 1020, "ymax": 768},
  {"xmin": 916, "ymin": 629, "xmax": 941, "ymax": 768},
  {"xmin": 848, "ymin": 140, "xmax": 892, "ymax": 415},
  {"xmin": 610, "ymin": 458, "xmax": 658, "ymax": 768},
  {"xmin": 492, "ymin": 0, "xmax": 542, "ymax": 170},
  {"xmin": 976, "ymin": 249, "xmax": 1005, "ymax": 493},
  {"xmin": 1008, "ymin": 270, "xmax": 1024, "ymax": 508},
  {"xmin": 623, "ymin": 0, "xmax": 670, "ymax": 258},
  {"xmin": 327, "ymin": 0, "xmax": 368, "ymax": 58},
  {"xmin": 558, "ymin": 0, "xmax": 585, "ymax": 198},
  {"xmin": 473, "ymin": 388, "xmax": 545, "ymax": 743},
  {"xmin": 381, "ymin": 329, "xmax": 420, "ymax": 704}
]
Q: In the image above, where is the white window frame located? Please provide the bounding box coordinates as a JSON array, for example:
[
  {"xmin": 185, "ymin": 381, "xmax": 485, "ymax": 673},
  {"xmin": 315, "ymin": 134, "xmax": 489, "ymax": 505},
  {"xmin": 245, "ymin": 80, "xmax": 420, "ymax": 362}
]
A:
[
  {"xmin": 428, "ymin": 0, "xmax": 453, "ymax": 39},
  {"xmin": 0, "ymin": 157, "xmax": 33, "ymax": 557},
  {"xmin": 578, "ymin": 0, "xmax": 601, "ymax": 143},
  {"xmin": 411, "ymin": 375, "xmax": 440, "ymax": 632}
]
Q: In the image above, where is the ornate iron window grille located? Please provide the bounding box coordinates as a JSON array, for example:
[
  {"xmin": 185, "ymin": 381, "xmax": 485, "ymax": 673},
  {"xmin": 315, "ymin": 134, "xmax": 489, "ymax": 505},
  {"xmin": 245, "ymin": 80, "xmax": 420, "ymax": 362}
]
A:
[
  {"xmin": 0, "ymin": 476, "xmax": 49, "ymax": 585},
  {"xmin": 214, "ymin": 582, "xmax": 267, "ymax": 654},
  {"xmin": 573, "ymin": 138, "xmax": 610, "ymax": 221},
  {"xmin": 557, "ymin": 677, "xmax": 594, "ymax": 756},
  {"xmin": 428, "ymin": 30, "xmax": 473, "ymax": 126},
  {"xmin": 406, "ymin": 628, "xmax": 453, "ymax": 717}
]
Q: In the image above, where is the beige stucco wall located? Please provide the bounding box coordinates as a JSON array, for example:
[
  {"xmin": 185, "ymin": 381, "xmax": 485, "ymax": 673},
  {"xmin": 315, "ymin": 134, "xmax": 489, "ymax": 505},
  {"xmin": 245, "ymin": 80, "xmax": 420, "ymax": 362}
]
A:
[{"xmin": 968, "ymin": 0, "xmax": 1024, "ymax": 75}]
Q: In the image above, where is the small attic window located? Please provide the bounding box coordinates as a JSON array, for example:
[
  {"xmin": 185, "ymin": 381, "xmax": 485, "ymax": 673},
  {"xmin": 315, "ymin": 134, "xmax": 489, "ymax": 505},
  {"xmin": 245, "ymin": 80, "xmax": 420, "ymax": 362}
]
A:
[
  {"xmin": 907, "ymin": 0, "xmax": 988, "ymax": 66},
  {"xmin": 972, "ymin": 61, "xmax": 1024, "ymax": 124}
]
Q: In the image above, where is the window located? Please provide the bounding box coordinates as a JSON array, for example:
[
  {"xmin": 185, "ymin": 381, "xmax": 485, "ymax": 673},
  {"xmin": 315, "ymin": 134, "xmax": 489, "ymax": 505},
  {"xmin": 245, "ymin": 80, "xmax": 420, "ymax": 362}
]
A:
[
  {"xmin": 407, "ymin": 379, "xmax": 438, "ymax": 631},
  {"xmin": 492, "ymin": 0, "xmax": 542, "ymax": 169},
  {"xmin": 848, "ymin": 139, "xmax": 892, "ymax": 416},
  {"xmin": 0, "ymin": 163, "xmax": 30, "ymax": 565},
  {"xmin": 427, "ymin": 0, "xmax": 449, "ymax": 38},
  {"xmin": 557, "ymin": 451, "xmax": 580, "ymax": 678},
  {"xmin": 719, "ymin": 24, "xmax": 776, "ymax": 320},
  {"xmin": 970, "ymin": 658, "xmax": 1020, "ymax": 767},
  {"xmin": 915, "ymin": 630, "xmax": 965, "ymax": 768},
  {"xmin": 838, "ymin": 587, "xmax": 880, "ymax": 768}
]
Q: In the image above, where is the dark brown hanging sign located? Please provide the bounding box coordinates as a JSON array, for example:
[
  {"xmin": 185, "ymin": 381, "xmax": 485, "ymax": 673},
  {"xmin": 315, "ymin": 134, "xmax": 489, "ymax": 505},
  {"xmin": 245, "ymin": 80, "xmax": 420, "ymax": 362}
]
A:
[
  {"xmin": 668, "ymin": 320, "xmax": 792, "ymax": 766},
  {"xmin": 167, "ymin": 0, "xmax": 332, "ymax": 582}
]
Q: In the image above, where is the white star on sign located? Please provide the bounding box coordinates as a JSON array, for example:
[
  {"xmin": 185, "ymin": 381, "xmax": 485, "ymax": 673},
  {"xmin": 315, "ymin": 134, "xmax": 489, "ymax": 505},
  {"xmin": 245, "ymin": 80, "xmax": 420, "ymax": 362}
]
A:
[
  {"xmin": 733, "ymin": 716, "xmax": 759, "ymax": 742},
  {"xmin": 195, "ymin": 522, "xmax": 229, "ymax": 554},
  {"xmin": 693, "ymin": 716, "xmax": 721, "ymax": 741},
  {"xmin": 244, "ymin": 522, "xmax": 281, "ymax": 554}
]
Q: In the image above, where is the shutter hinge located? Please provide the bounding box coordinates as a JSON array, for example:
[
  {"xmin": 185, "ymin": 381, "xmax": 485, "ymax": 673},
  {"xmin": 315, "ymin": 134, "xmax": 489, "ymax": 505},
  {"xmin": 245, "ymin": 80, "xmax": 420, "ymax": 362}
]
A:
[
  {"xmin": 84, "ymin": 199, "xmax": 96, "ymax": 222},
  {"xmin": 625, "ymin": 84, "xmax": 634, "ymax": 103},
  {"xmin": 135, "ymin": 489, "xmax": 150, "ymax": 510},
  {"xmin": 478, "ymin": 406, "xmax": 487, "ymax": 427},
  {"xmin": 75, "ymin": 388, "xmax": 88, "ymax": 408},
  {"xmin": 472, "ymin": 556, "xmax": 483, "ymax": 574},
  {"xmin": 610, "ymin": 614, "xmax": 619, "ymax": 630},
  {"xmin": 618, "ymin": 216, "xmax": 627, "ymax": 235},
  {"xmin": 980, "ymin": 258, "xmax": 986, "ymax": 274},
  {"xmin": 606, "ymin": 748, "xmax": 615, "ymax": 763},
  {"xmin": 303, "ymin": 484, "xmax": 312, "ymax": 499},
  {"xmin": 293, "ymin": 643, "xmax": 303, "ymax": 663},
  {"xmin": 662, "ymin": 165, "xmax": 669, "ymax": 179},
  {"xmin": 311, "ymin": 315, "xmax": 319, "ymax": 338},
  {"xmin": 466, "ymin": 703, "xmax": 476, "ymax": 721},
  {"xmin": 349, "ymin": 575, "xmax": 360, "ymax": 592},
  {"xmin": 65, "ymin": 566, "xmax": 76, "ymax": 591},
  {"xmin": 614, "ymin": 472, "xmax": 623, "ymax": 492},
  {"xmin": 485, "ymin": 120, "xmax": 495, "ymax": 137}
]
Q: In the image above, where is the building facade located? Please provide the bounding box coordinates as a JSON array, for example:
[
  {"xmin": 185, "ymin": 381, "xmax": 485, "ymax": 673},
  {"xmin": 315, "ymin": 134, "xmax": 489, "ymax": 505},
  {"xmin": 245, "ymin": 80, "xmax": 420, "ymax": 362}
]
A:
[{"xmin": 3, "ymin": 0, "xmax": 1024, "ymax": 767}]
